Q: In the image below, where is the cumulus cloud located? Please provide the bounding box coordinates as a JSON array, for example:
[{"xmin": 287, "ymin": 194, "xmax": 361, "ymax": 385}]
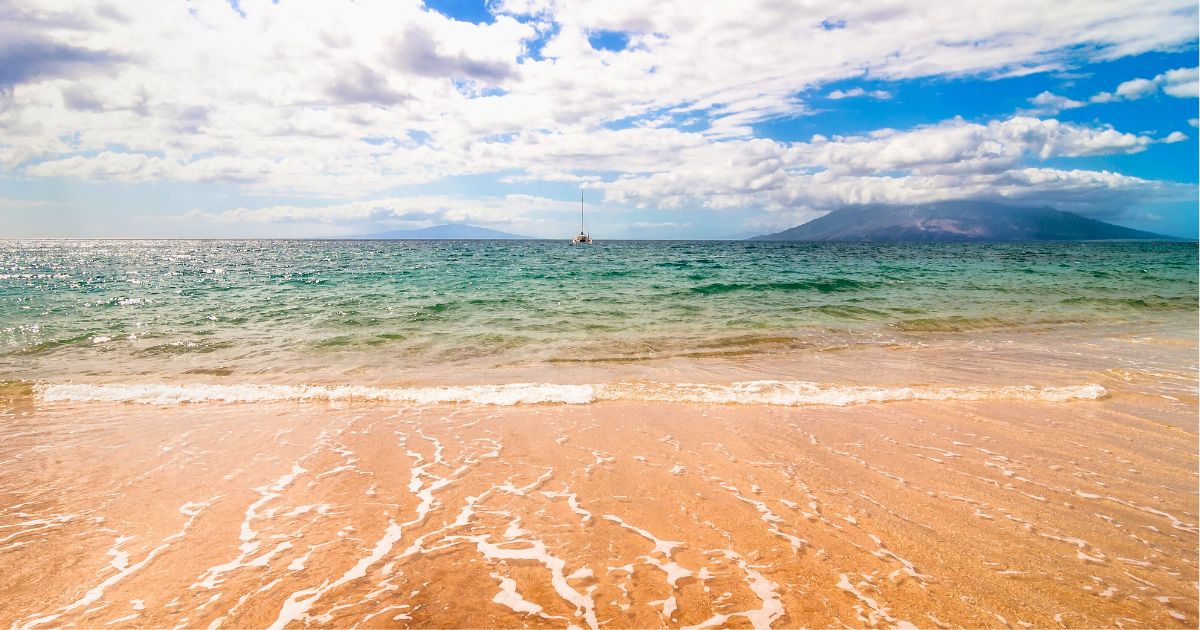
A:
[
  {"xmin": 325, "ymin": 64, "xmax": 409, "ymax": 105},
  {"xmin": 0, "ymin": 0, "xmax": 1196, "ymax": 225},
  {"xmin": 182, "ymin": 194, "xmax": 565, "ymax": 229},
  {"xmin": 59, "ymin": 84, "xmax": 105, "ymax": 111},
  {"xmin": 1091, "ymin": 66, "xmax": 1199, "ymax": 102},
  {"xmin": 1115, "ymin": 77, "xmax": 1159, "ymax": 99},
  {"xmin": 390, "ymin": 24, "xmax": 523, "ymax": 82},
  {"xmin": 1159, "ymin": 66, "xmax": 1200, "ymax": 97},
  {"xmin": 0, "ymin": 38, "xmax": 123, "ymax": 89},
  {"xmin": 814, "ymin": 117, "xmax": 1152, "ymax": 174},
  {"xmin": 600, "ymin": 116, "xmax": 1173, "ymax": 215},
  {"xmin": 1027, "ymin": 91, "xmax": 1086, "ymax": 114}
]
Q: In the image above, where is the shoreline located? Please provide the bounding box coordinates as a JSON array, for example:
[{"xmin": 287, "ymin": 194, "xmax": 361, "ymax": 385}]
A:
[
  {"xmin": 2, "ymin": 393, "xmax": 1196, "ymax": 628},
  {"xmin": 2, "ymin": 244, "xmax": 1195, "ymax": 628},
  {"xmin": 7, "ymin": 312, "xmax": 1197, "ymax": 387}
]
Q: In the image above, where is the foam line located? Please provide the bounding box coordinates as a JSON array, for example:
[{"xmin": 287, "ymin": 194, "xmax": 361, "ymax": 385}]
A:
[
  {"xmin": 37, "ymin": 381, "xmax": 1108, "ymax": 407},
  {"xmin": 37, "ymin": 382, "xmax": 595, "ymax": 406}
]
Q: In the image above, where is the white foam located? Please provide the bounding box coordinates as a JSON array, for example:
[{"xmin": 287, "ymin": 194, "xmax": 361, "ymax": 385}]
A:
[
  {"xmin": 835, "ymin": 573, "xmax": 895, "ymax": 626},
  {"xmin": 491, "ymin": 574, "xmax": 543, "ymax": 615},
  {"xmin": 269, "ymin": 440, "xmax": 468, "ymax": 629},
  {"xmin": 36, "ymin": 381, "xmax": 1108, "ymax": 407},
  {"xmin": 540, "ymin": 486, "xmax": 594, "ymax": 524},
  {"xmin": 607, "ymin": 380, "xmax": 1108, "ymax": 407},
  {"xmin": 682, "ymin": 551, "xmax": 782, "ymax": 630},
  {"xmin": 38, "ymin": 382, "xmax": 595, "ymax": 406},
  {"xmin": 451, "ymin": 534, "xmax": 599, "ymax": 630},
  {"xmin": 17, "ymin": 498, "xmax": 215, "ymax": 630},
  {"xmin": 719, "ymin": 482, "xmax": 807, "ymax": 552},
  {"xmin": 649, "ymin": 595, "xmax": 678, "ymax": 618},
  {"xmin": 194, "ymin": 466, "xmax": 305, "ymax": 590},
  {"xmin": 602, "ymin": 515, "xmax": 682, "ymax": 559}
]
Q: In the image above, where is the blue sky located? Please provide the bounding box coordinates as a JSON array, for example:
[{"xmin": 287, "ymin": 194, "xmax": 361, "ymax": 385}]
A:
[{"xmin": 0, "ymin": 0, "xmax": 1197, "ymax": 239}]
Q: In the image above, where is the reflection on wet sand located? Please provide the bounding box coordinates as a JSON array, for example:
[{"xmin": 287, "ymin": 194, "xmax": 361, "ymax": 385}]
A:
[{"xmin": 1, "ymin": 385, "xmax": 1195, "ymax": 628}]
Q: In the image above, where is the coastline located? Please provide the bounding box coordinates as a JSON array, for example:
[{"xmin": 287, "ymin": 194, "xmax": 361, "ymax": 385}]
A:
[
  {"xmin": 4, "ymin": 0, "xmax": 1199, "ymax": 625},
  {"xmin": 2, "ymin": 317, "xmax": 1196, "ymax": 628},
  {"xmin": 1, "ymin": 241, "xmax": 1196, "ymax": 628}
]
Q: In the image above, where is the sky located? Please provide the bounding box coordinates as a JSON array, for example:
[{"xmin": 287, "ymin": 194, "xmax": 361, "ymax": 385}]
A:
[{"xmin": 0, "ymin": 0, "xmax": 1197, "ymax": 239}]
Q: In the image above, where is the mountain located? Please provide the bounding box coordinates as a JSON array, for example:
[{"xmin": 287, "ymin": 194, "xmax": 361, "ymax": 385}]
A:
[
  {"xmin": 345, "ymin": 224, "xmax": 533, "ymax": 239},
  {"xmin": 750, "ymin": 201, "xmax": 1176, "ymax": 242}
]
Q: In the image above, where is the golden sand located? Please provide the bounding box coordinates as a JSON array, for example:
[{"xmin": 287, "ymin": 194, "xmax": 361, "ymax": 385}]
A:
[{"xmin": 1, "ymin": 381, "xmax": 1196, "ymax": 629}]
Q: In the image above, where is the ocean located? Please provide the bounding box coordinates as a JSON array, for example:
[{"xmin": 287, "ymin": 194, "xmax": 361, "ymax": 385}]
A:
[
  {"xmin": 2, "ymin": 239, "xmax": 1196, "ymax": 393},
  {"xmin": 2, "ymin": 239, "xmax": 1198, "ymax": 628}
]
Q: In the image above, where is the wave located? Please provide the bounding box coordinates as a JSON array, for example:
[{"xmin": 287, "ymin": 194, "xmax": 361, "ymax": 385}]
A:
[
  {"xmin": 690, "ymin": 279, "xmax": 874, "ymax": 295},
  {"xmin": 136, "ymin": 340, "xmax": 237, "ymax": 356},
  {"xmin": 890, "ymin": 314, "xmax": 1094, "ymax": 332},
  {"xmin": 1058, "ymin": 296, "xmax": 1198, "ymax": 312},
  {"xmin": 891, "ymin": 315, "xmax": 1014, "ymax": 332},
  {"xmin": 36, "ymin": 381, "xmax": 1107, "ymax": 407},
  {"xmin": 13, "ymin": 334, "xmax": 94, "ymax": 355},
  {"xmin": 809, "ymin": 305, "xmax": 890, "ymax": 320}
]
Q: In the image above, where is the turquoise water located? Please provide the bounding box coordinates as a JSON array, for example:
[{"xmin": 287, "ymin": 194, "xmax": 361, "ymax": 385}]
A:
[{"xmin": 1, "ymin": 240, "xmax": 1195, "ymax": 383}]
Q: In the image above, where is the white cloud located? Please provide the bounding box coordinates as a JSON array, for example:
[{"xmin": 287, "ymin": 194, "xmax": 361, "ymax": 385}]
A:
[
  {"xmin": 185, "ymin": 194, "xmax": 562, "ymax": 224},
  {"xmin": 1027, "ymin": 91, "xmax": 1086, "ymax": 114},
  {"xmin": 827, "ymin": 88, "xmax": 892, "ymax": 100},
  {"xmin": 0, "ymin": 0, "xmax": 1195, "ymax": 222},
  {"xmin": 1163, "ymin": 131, "xmax": 1188, "ymax": 143},
  {"xmin": 1091, "ymin": 66, "xmax": 1199, "ymax": 102},
  {"xmin": 601, "ymin": 115, "xmax": 1172, "ymax": 215},
  {"xmin": 814, "ymin": 117, "xmax": 1152, "ymax": 174},
  {"xmin": 1160, "ymin": 66, "xmax": 1200, "ymax": 97},
  {"xmin": 1115, "ymin": 77, "xmax": 1158, "ymax": 99}
]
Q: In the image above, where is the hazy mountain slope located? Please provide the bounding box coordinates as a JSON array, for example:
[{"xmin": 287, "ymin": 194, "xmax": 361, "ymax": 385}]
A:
[{"xmin": 752, "ymin": 202, "xmax": 1174, "ymax": 241}]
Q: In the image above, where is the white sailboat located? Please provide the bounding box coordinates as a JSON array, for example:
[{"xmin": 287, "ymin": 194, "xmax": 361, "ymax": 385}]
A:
[{"xmin": 571, "ymin": 188, "xmax": 593, "ymax": 245}]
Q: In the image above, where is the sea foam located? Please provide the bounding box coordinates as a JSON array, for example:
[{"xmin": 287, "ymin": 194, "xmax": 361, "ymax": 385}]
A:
[
  {"xmin": 36, "ymin": 383, "xmax": 596, "ymax": 406},
  {"xmin": 35, "ymin": 381, "xmax": 1107, "ymax": 407}
]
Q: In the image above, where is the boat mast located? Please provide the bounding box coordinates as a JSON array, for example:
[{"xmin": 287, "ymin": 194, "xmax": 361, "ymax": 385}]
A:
[{"xmin": 580, "ymin": 188, "xmax": 585, "ymax": 233}]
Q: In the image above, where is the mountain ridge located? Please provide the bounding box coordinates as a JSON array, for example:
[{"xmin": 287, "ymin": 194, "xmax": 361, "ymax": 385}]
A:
[{"xmin": 751, "ymin": 201, "xmax": 1177, "ymax": 242}]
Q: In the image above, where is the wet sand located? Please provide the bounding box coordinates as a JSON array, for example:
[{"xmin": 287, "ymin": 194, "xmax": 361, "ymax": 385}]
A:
[{"xmin": 1, "ymin": 380, "xmax": 1196, "ymax": 628}]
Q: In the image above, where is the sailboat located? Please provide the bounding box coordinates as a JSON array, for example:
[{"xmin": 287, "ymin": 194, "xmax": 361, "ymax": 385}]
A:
[{"xmin": 571, "ymin": 188, "xmax": 593, "ymax": 245}]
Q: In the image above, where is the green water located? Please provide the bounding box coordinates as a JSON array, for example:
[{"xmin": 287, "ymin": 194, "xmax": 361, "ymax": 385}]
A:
[{"xmin": 1, "ymin": 240, "xmax": 1195, "ymax": 382}]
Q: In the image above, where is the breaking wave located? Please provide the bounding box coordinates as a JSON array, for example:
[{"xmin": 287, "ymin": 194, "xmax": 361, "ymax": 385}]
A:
[{"xmin": 36, "ymin": 381, "xmax": 1108, "ymax": 407}]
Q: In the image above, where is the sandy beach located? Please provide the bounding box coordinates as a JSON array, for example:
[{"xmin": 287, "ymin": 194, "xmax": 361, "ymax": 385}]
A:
[
  {"xmin": 4, "ymin": 0, "xmax": 1199, "ymax": 626},
  {"xmin": 2, "ymin": 332, "xmax": 1195, "ymax": 630}
]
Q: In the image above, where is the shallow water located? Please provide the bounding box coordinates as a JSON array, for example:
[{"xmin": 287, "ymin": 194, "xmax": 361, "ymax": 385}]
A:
[
  {"xmin": 2, "ymin": 240, "xmax": 1195, "ymax": 385},
  {"xmin": 2, "ymin": 384, "xmax": 1196, "ymax": 629}
]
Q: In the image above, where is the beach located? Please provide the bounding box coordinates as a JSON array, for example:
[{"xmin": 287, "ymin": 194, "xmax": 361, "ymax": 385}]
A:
[
  {"xmin": 2, "ymin": 324, "xmax": 1198, "ymax": 628},
  {"xmin": 5, "ymin": 0, "xmax": 1200, "ymax": 626},
  {"xmin": 0, "ymin": 240, "xmax": 1196, "ymax": 628}
]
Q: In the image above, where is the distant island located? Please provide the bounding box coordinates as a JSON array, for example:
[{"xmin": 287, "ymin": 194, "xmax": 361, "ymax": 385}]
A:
[
  {"xmin": 345, "ymin": 224, "xmax": 533, "ymax": 239},
  {"xmin": 751, "ymin": 201, "xmax": 1177, "ymax": 242}
]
